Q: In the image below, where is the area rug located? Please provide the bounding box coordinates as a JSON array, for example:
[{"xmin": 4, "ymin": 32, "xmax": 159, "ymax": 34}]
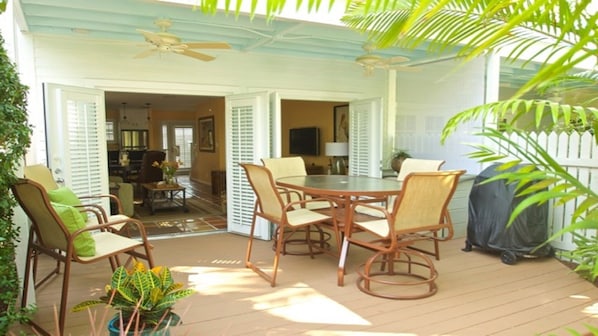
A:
[{"xmin": 130, "ymin": 197, "xmax": 227, "ymax": 238}]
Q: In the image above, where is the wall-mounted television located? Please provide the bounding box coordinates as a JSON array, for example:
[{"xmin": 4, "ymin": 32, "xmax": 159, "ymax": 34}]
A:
[{"xmin": 289, "ymin": 127, "xmax": 320, "ymax": 156}]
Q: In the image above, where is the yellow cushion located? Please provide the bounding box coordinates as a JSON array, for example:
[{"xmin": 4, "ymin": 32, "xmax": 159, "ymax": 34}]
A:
[
  {"xmin": 47, "ymin": 187, "xmax": 88, "ymax": 222},
  {"xmin": 51, "ymin": 202, "xmax": 96, "ymax": 257},
  {"xmin": 24, "ymin": 164, "xmax": 60, "ymax": 191}
]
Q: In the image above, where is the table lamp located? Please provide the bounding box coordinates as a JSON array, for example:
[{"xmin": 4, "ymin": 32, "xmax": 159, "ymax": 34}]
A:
[
  {"xmin": 119, "ymin": 151, "xmax": 130, "ymax": 166},
  {"xmin": 325, "ymin": 142, "xmax": 348, "ymax": 175}
]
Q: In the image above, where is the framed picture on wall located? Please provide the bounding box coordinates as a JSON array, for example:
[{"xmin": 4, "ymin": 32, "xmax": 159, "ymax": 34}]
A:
[
  {"xmin": 334, "ymin": 104, "xmax": 349, "ymax": 142},
  {"xmin": 198, "ymin": 116, "xmax": 215, "ymax": 152}
]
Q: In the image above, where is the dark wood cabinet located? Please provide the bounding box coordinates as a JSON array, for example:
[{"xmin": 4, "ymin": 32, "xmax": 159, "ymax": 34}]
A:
[
  {"xmin": 305, "ymin": 165, "xmax": 324, "ymax": 175},
  {"xmin": 211, "ymin": 170, "xmax": 226, "ymax": 195}
]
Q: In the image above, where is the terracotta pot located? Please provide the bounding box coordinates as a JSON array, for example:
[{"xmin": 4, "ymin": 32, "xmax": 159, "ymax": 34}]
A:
[{"xmin": 391, "ymin": 157, "xmax": 407, "ymax": 173}]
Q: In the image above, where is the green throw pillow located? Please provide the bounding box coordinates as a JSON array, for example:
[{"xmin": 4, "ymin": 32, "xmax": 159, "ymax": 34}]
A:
[
  {"xmin": 51, "ymin": 202, "xmax": 96, "ymax": 257},
  {"xmin": 47, "ymin": 187, "xmax": 89, "ymax": 222}
]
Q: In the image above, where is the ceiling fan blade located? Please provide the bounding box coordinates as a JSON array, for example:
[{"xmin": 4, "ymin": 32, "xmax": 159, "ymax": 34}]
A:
[
  {"xmin": 134, "ymin": 48, "xmax": 158, "ymax": 59},
  {"xmin": 388, "ymin": 65, "xmax": 422, "ymax": 72},
  {"xmin": 136, "ymin": 20, "xmax": 229, "ymax": 62},
  {"xmin": 179, "ymin": 49, "xmax": 215, "ymax": 61},
  {"xmin": 184, "ymin": 42, "xmax": 231, "ymax": 50},
  {"xmin": 402, "ymin": 53, "xmax": 460, "ymax": 67}
]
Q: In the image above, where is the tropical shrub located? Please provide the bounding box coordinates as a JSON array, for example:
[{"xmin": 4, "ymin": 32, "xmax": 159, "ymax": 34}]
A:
[{"xmin": 0, "ymin": 31, "xmax": 34, "ymax": 333}]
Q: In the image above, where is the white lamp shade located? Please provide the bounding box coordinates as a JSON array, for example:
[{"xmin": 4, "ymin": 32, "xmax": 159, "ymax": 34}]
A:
[{"xmin": 325, "ymin": 142, "xmax": 348, "ymax": 156}]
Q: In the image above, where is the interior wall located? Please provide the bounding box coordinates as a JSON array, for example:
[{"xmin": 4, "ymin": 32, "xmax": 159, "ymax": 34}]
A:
[
  {"xmin": 148, "ymin": 109, "xmax": 196, "ymax": 150},
  {"xmin": 192, "ymin": 97, "xmax": 226, "ymax": 184},
  {"xmin": 281, "ymin": 100, "xmax": 347, "ymax": 169}
]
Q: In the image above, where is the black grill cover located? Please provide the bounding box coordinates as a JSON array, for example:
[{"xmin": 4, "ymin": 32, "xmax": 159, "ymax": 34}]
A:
[{"xmin": 467, "ymin": 163, "xmax": 552, "ymax": 256}]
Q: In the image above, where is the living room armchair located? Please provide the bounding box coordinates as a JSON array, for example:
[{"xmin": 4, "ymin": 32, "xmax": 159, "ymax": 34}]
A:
[
  {"xmin": 108, "ymin": 176, "xmax": 135, "ymax": 217},
  {"xmin": 127, "ymin": 150, "xmax": 166, "ymax": 195}
]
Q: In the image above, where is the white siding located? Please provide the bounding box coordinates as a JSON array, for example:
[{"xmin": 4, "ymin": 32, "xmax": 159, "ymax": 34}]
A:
[{"xmin": 396, "ymin": 57, "xmax": 486, "ymax": 175}]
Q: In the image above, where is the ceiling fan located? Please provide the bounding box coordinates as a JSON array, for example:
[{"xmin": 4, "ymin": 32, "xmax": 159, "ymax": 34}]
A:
[
  {"xmin": 355, "ymin": 43, "xmax": 419, "ymax": 75},
  {"xmin": 135, "ymin": 19, "xmax": 231, "ymax": 61}
]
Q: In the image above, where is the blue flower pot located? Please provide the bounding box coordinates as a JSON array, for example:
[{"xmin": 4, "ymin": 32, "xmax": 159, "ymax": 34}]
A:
[{"xmin": 108, "ymin": 314, "xmax": 180, "ymax": 336}]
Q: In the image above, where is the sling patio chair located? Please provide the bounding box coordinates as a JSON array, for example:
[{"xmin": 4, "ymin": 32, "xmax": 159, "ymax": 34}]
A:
[
  {"xmin": 11, "ymin": 178, "xmax": 155, "ymax": 334},
  {"xmin": 240, "ymin": 163, "xmax": 340, "ymax": 287},
  {"xmin": 358, "ymin": 158, "xmax": 446, "ymax": 208},
  {"xmin": 338, "ymin": 170, "xmax": 465, "ymax": 299},
  {"xmin": 24, "ymin": 164, "xmax": 132, "ymax": 231},
  {"xmin": 261, "ymin": 156, "xmax": 334, "ymax": 255},
  {"xmin": 356, "ymin": 158, "xmax": 446, "ymax": 260}
]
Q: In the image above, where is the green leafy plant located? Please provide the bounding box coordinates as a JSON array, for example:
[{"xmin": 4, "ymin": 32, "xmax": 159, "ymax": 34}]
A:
[
  {"xmin": 389, "ymin": 149, "xmax": 411, "ymax": 172},
  {"xmin": 391, "ymin": 150, "xmax": 411, "ymax": 160},
  {"xmin": 0, "ymin": 29, "xmax": 34, "ymax": 334},
  {"xmin": 72, "ymin": 261, "xmax": 195, "ymax": 333}
]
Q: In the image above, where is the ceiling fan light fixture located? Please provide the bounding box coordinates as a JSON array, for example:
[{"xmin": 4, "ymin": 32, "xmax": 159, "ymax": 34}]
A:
[
  {"xmin": 145, "ymin": 103, "xmax": 151, "ymax": 120},
  {"xmin": 362, "ymin": 64, "xmax": 375, "ymax": 76},
  {"xmin": 355, "ymin": 42, "xmax": 413, "ymax": 75},
  {"xmin": 356, "ymin": 54, "xmax": 383, "ymax": 66}
]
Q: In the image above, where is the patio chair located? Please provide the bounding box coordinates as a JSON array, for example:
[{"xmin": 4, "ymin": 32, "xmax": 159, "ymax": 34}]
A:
[
  {"xmin": 338, "ymin": 170, "xmax": 465, "ymax": 298},
  {"xmin": 396, "ymin": 158, "xmax": 446, "ymax": 181},
  {"xmin": 11, "ymin": 178, "xmax": 155, "ymax": 334},
  {"xmin": 261, "ymin": 157, "xmax": 333, "ymax": 255},
  {"xmin": 24, "ymin": 164, "xmax": 132, "ymax": 229},
  {"xmin": 240, "ymin": 163, "xmax": 340, "ymax": 287},
  {"xmin": 359, "ymin": 159, "xmax": 446, "ymax": 203},
  {"xmin": 396, "ymin": 159, "xmax": 447, "ymax": 259},
  {"xmin": 356, "ymin": 158, "xmax": 446, "ymax": 259}
]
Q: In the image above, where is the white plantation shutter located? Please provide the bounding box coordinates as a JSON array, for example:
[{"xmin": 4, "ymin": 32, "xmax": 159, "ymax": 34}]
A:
[
  {"xmin": 348, "ymin": 98, "xmax": 383, "ymax": 177},
  {"xmin": 66, "ymin": 99, "xmax": 104, "ymax": 195},
  {"xmin": 44, "ymin": 84, "xmax": 108, "ymax": 208},
  {"xmin": 226, "ymin": 92, "xmax": 271, "ymax": 239}
]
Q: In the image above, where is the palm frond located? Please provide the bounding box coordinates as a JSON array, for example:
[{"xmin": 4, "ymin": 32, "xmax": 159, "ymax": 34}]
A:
[{"xmin": 442, "ymin": 99, "xmax": 598, "ymax": 143}]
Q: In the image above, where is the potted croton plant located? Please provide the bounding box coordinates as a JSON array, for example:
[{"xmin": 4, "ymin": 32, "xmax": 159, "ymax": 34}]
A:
[
  {"xmin": 390, "ymin": 150, "xmax": 412, "ymax": 173},
  {"xmin": 72, "ymin": 261, "xmax": 195, "ymax": 335}
]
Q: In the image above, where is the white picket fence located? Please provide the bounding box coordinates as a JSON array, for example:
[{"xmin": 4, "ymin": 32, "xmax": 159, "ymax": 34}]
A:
[{"xmin": 499, "ymin": 131, "xmax": 598, "ymax": 252}]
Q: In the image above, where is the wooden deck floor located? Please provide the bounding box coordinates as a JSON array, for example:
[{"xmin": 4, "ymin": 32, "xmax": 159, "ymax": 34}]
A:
[{"xmin": 12, "ymin": 231, "xmax": 598, "ymax": 336}]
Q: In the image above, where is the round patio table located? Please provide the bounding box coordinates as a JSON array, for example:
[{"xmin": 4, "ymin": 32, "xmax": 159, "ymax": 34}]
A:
[{"xmin": 277, "ymin": 174, "xmax": 402, "ymax": 234}]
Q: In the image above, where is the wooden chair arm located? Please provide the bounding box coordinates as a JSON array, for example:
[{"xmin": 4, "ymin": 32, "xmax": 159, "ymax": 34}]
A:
[
  {"xmin": 277, "ymin": 187, "xmax": 303, "ymax": 204},
  {"xmin": 284, "ymin": 196, "xmax": 336, "ymax": 212},
  {"xmin": 71, "ymin": 217, "xmax": 145, "ymax": 236},
  {"xmin": 73, "ymin": 204, "xmax": 109, "ymax": 224},
  {"xmin": 78, "ymin": 194, "xmax": 125, "ymax": 216}
]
